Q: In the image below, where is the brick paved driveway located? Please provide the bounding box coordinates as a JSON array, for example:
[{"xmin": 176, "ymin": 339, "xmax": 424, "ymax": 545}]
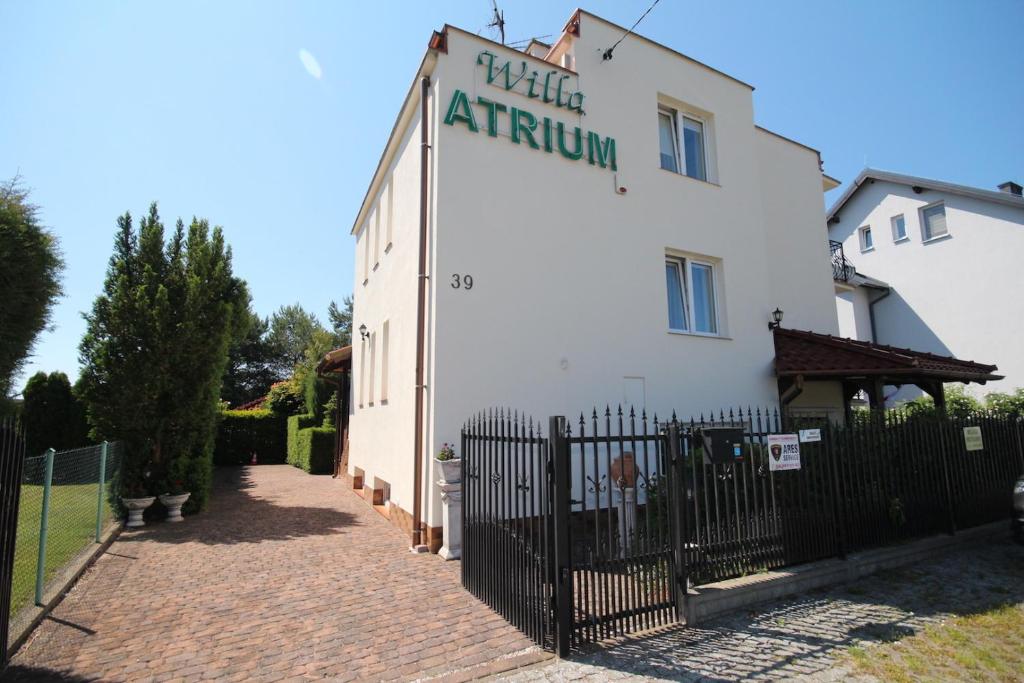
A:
[{"xmin": 6, "ymin": 465, "xmax": 545, "ymax": 682}]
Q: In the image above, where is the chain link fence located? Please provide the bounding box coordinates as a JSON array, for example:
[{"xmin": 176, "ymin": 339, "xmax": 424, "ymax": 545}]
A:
[{"xmin": 9, "ymin": 442, "xmax": 122, "ymax": 644}]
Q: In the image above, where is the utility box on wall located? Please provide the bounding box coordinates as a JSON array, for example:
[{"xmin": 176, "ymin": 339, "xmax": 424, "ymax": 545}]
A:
[{"xmin": 694, "ymin": 427, "xmax": 745, "ymax": 465}]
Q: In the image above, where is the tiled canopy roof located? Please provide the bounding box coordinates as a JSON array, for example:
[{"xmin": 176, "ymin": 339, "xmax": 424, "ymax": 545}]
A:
[
  {"xmin": 316, "ymin": 345, "xmax": 352, "ymax": 376},
  {"xmin": 773, "ymin": 328, "xmax": 1001, "ymax": 383}
]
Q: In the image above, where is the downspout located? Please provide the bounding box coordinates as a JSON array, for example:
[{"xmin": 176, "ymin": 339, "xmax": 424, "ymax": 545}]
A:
[
  {"xmin": 866, "ymin": 286, "xmax": 891, "ymax": 344},
  {"xmin": 780, "ymin": 374, "xmax": 805, "ymax": 406},
  {"xmin": 412, "ymin": 75, "xmax": 431, "ymax": 550}
]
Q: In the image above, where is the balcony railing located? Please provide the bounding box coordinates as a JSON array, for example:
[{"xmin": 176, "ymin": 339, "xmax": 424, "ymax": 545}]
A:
[{"xmin": 830, "ymin": 240, "xmax": 855, "ymax": 282}]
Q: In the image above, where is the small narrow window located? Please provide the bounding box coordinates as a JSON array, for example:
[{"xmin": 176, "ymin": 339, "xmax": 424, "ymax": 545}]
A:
[
  {"xmin": 891, "ymin": 214, "xmax": 907, "ymax": 242},
  {"xmin": 385, "ymin": 176, "xmax": 394, "ymax": 251},
  {"xmin": 665, "ymin": 260, "xmax": 688, "ymax": 331},
  {"xmin": 368, "ymin": 332, "xmax": 376, "ymax": 406},
  {"xmin": 859, "ymin": 226, "xmax": 873, "ymax": 252},
  {"xmin": 658, "ymin": 110, "xmax": 679, "ymax": 173},
  {"xmin": 921, "ymin": 203, "xmax": 948, "ymax": 241},
  {"xmin": 372, "ymin": 205, "xmax": 380, "ymax": 270},
  {"xmin": 681, "ymin": 117, "xmax": 707, "ymax": 181},
  {"xmin": 362, "ymin": 220, "xmax": 370, "ymax": 284},
  {"xmin": 380, "ymin": 320, "xmax": 389, "ymax": 402},
  {"xmin": 358, "ymin": 338, "xmax": 366, "ymax": 407}
]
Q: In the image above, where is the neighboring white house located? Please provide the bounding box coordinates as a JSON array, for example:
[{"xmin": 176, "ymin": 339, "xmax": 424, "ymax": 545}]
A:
[
  {"xmin": 344, "ymin": 9, "xmax": 860, "ymax": 552},
  {"xmin": 828, "ymin": 169, "xmax": 1024, "ymax": 402}
]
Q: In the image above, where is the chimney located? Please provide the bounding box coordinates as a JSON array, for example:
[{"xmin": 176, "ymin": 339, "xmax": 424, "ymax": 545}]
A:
[{"xmin": 997, "ymin": 181, "xmax": 1022, "ymax": 197}]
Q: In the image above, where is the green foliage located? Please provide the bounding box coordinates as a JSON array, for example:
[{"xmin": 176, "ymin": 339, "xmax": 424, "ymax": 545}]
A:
[
  {"xmin": 266, "ymin": 379, "xmax": 305, "ymax": 416},
  {"xmin": 321, "ymin": 392, "xmax": 338, "ymax": 429},
  {"xmin": 327, "ymin": 296, "xmax": 353, "ymax": 347},
  {"xmin": 221, "ymin": 307, "xmax": 282, "ymax": 408},
  {"xmin": 267, "ymin": 304, "xmax": 326, "ymax": 379},
  {"xmin": 899, "ymin": 384, "xmax": 993, "ymax": 419},
  {"xmin": 77, "ymin": 203, "xmax": 248, "ymax": 513},
  {"xmin": 984, "ymin": 388, "xmax": 1024, "ymax": 417},
  {"xmin": 214, "ymin": 409, "xmax": 287, "ymax": 466},
  {"xmin": 286, "ymin": 413, "xmax": 319, "ymax": 465},
  {"xmin": 21, "ymin": 371, "xmax": 91, "ymax": 457},
  {"xmin": 287, "ymin": 425, "xmax": 335, "ymax": 474},
  {"xmin": 0, "ymin": 178, "xmax": 64, "ymax": 398}
]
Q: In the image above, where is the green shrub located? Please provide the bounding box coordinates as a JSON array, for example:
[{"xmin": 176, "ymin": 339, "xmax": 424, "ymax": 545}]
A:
[
  {"xmin": 286, "ymin": 413, "xmax": 318, "ymax": 465},
  {"xmin": 215, "ymin": 409, "xmax": 287, "ymax": 466},
  {"xmin": 287, "ymin": 423, "xmax": 334, "ymax": 474}
]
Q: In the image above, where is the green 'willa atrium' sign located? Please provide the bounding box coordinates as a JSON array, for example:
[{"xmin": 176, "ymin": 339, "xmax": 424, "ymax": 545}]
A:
[{"xmin": 441, "ymin": 50, "xmax": 617, "ymax": 172}]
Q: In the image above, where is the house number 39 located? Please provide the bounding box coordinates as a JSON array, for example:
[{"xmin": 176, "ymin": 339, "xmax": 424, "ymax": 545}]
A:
[{"xmin": 451, "ymin": 274, "xmax": 474, "ymax": 290}]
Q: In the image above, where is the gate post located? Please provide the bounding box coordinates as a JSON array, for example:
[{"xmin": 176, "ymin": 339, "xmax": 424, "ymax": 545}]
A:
[
  {"xmin": 549, "ymin": 416, "xmax": 572, "ymax": 658},
  {"xmin": 667, "ymin": 421, "xmax": 689, "ymax": 623}
]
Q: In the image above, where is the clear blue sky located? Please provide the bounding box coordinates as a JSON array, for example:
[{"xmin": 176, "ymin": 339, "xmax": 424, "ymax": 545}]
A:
[{"xmin": 3, "ymin": 0, "xmax": 1022, "ymax": 391}]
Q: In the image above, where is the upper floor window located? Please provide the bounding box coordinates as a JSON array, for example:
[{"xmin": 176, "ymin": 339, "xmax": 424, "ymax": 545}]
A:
[
  {"xmin": 921, "ymin": 202, "xmax": 948, "ymax": 241},
  {"xmin": 658, "ymin": 106, "xmax": 708, "ymax": 182},
  {"xmin": 665, "ymin": 256, "xmax": 718, "ymax": 335},
  {"xmin": 891, "ymin": 214, "xmax": 907, "ymax": 242},
  {"xmin": 859, "ymin": 225, "xmax": 873, "ymax": 252}
]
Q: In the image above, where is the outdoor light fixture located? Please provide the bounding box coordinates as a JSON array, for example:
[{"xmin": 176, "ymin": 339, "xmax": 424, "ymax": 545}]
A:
[
  {"xmin": 359, "ymin": 324, "xmax": 369, "ymax": 342},
  {"xmin": 768, "ymin": 308, "xmax": 784, "ymax": 330}
]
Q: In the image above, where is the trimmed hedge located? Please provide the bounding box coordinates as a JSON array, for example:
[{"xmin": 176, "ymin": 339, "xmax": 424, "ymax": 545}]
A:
[
  {"xmin": 288, "ymin": 426, "xmax": 335, "ymax": 474},
  {"xmin": 215, "ymin": 410, "xmax": 287, "ymax": 466},
  {"xmin": 287, "ymin": 413, "xmax": 318, "ymax": 464}
]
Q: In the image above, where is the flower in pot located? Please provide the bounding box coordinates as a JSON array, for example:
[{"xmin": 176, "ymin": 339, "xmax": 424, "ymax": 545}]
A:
[
  {"xmin": 121, "ymin": 468, "xmax": 156, "ymax": 528},
  {"xmin": 158, "ymin": 459, "xmax": 191, "ymax": 523},
  {"xmin": 435, "ymin": 443, "xmax": 461, "ymax": 484}
]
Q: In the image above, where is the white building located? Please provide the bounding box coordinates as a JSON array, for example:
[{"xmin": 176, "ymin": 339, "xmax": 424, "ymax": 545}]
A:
[
  {"xmin": 343, "ymin": 11, "xmax": 976, "ymax": 552},
  {"xmin": 828, "ymin": 169, "xmax": 1024, "ymax": 402}
]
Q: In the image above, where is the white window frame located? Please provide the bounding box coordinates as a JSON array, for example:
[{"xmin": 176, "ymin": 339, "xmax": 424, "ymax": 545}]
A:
[
  {"xmin": 666, "ymin": 256, "xmax": 721, "ymax": 336},
  {"xmin": 658, "ymin": 106, "xmax": 710, "ymax": 182},
  {"xmin": 384, "ymin": 175, "xmax": 394, "ymax": 253},
  {"xmin": 372, "ymin": 205, "xmax": 380, "ymax": 271},
  {"xmin": 919, "ymin": 201, "xmax": 949, "ymax": 242},
  {"xmin": 858, "ymin": 225, "xmax": 874, "ymax": 252},
  {"xmin": 658, "ymin": 108, "xmax": 680, "ymax": 174},
  {"xmin": 891, "ymin": 214, "xmax": 907, "ymax": 242},
  {"xmin": 368, "ymin": 331, "xmax": 376, "ymax": 406},
  {"xmin": 380, "ymin": 320, "xmax": 389, "ymax": 403}
]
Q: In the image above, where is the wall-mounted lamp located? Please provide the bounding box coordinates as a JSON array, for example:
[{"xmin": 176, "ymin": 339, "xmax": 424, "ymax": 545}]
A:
[
  {"xmin": 359, "ymin": 324, "xmax": 369, "ymax": 342},
  {"xmin": 768, "ymin": 308, "xmax": 784, "ymax": 330}
]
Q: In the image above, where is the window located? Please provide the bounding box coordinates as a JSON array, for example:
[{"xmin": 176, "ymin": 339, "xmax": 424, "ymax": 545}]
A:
[
  {"xmin": 385, "ymin": 176, "xmax": 394, "ymax": 252},
  {"xmin": 891, "ymin": 214, "xmax": 907, "ymax": 242},
  {"xmin": 859, "ymin": 226, "xmax": 873, "ymax": 252},
  {"xmin": 372, "ymin": 205, "xmax": 380, "ymax": 270},
  {"xmin": 368, "ymin": 332, "xmax": 376, "ymax": 406},
  {"xmin": 358, "ymin": 337, "xmax": 366, "ymax": 407},
  {"xmin": 380, "ymin": 320, "xmax": 389, "ymax": 402},
  {"xmin": 665, "ymin": 257, "xmax": 719, "ymax": 335},
  {"xmin": 658, "ymin": 107, "xmax": 708, "ymax": 181},
  {"xmin": 921, "ymin": 203, "xmax": 948, "ymax": 241},
  {"xmin": 362, "ymin": 220, "xmax": 370, "ymax": 284}
]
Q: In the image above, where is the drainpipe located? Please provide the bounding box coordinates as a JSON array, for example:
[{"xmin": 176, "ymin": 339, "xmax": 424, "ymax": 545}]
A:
[
  {"xmin": 412, "ymin": 75, "xmax": 431, "ymax": 550},
  {"xmin": 780, "ymin": 374, "xmax": 805, "ymax": 406},
  {"xmin": 866, "ymin": 286, "xmax": 891, "ymax": 344}
]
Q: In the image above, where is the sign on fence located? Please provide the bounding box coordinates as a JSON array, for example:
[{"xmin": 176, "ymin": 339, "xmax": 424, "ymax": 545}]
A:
[
  {"xmin": 963, "ymin": 426, "xmax": 984, "ymax": 451},
  {"xmin": 767, "ymin": 434, "xmax": 801, "ymax": 471},
  {"xmin": 799, "ymin": 428, "xmax": 821, "ymax": 443}
]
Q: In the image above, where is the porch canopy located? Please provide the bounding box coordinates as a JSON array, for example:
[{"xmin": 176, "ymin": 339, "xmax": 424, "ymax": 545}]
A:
[
  {"xmin": 316, "ymin": 345, "xmax": 352, "ymax": 376},
  {"xmin": 772, "ymin": 328, "xmax": 1002, "ymax": 411}
]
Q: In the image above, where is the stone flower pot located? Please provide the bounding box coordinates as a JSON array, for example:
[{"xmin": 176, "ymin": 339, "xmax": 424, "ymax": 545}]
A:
[
  {"xmin": 435, "ymin": 458, "xmax": 462, "ymax": 485},
  {"xmin": 158, "ymin": 492, "xmax": 191, "ymax": 522},
  {"xmin": 122, "ymin": 496, "xmax": 156, "ymax": 528}
]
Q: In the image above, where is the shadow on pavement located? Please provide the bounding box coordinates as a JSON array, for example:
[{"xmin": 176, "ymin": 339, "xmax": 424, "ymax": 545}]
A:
[
  {"xmin": 118, "ymin": 466, "xmax": 362, "ymax": 546},
  {"xmin": 559, "ymin": 538, "xmax": 1024, "ymax": 681},
  {"xmin": 1, "ymin": 664, "xmax": 95, "ymax": 682}
]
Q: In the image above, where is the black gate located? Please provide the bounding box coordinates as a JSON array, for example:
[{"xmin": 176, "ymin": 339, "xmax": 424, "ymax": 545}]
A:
[{"xmin": 0, "ymin": 417, "xmax": 28, "ymax": 665}]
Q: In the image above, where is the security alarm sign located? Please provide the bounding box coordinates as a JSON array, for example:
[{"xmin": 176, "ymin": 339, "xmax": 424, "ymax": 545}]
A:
[{"xmin": 767, "ymin": 434, "xmax": 801, "ymax": 471}]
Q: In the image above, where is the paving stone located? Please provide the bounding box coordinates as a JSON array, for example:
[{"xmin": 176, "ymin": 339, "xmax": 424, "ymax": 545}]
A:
[{"xmin": 6, "ymin": 465, "xmax": 539, "ymax": 681}]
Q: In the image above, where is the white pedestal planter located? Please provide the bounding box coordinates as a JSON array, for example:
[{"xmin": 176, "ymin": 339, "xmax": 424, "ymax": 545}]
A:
[
  {"xmin": 617, "ymin": 487, "xmax": 637, "ymax": 559},
  {"xmin": 122, "ymin": 496, "xmax": 156, "ymax": 528},
  {"xmin": 435, "ymin": 457, "xmax": 462, "ymax": 560},
  {"xmin": 158, "ymin": 493, "xmax": 191, "ymax": 522}
]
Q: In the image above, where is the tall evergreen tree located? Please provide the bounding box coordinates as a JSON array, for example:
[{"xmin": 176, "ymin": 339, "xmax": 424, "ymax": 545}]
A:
[
  {"xmin": 221, "ymin": 307, "xmax": 280, "ymax": 407},
  {"xmin": 21, "ymin": 371, "xmax": 90, "ymax": 456},
  {"xmin": 327, "ymin": 296, "xmax": 353, "ymax": 347},
  {"xmin": 267, "ymin": 303, "xmax": 324, "ymax": 377},
  {"xmin": 78, "ymin": 204, "xmax": 248, "ymax": 510},
  {"xmin": 0, "ymin": 178, "xmax": 64, "ymax": 398}
]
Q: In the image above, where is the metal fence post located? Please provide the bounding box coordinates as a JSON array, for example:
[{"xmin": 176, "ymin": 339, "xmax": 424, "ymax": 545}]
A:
[
  {"xmin": 34, "ymin": 448, "xmax": 55, "ymax": 606},
  {"xmin": 95, "ymin": 441, "xmax": 108, "ymax": 542},
  {"xmin": 667, "ymin": 421, "xmax": 689, "ymax": 622},
  {"xmin": 825, "ymin": 423, "xmax": 847, "ymax": 559},
  {"xmin": 549, "ymin": 416, "xmax": 572, "ymax": 658}
]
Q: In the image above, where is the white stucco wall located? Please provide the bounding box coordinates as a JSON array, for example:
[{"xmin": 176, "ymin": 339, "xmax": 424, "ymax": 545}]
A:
[
  {"xmin": 347, "ymin": 100, "xmax": 428, "ymax": 518},
  {"xmin": 350, "ymin": 14, "xmax": 848, "ymax": 532},
  {"xmin": 835, "ymin": 283, "xmax": 872, "ymax": 341},
  {"xmin": 829, "ymin": 179, "xmax": 1024, "ymax": 397}
]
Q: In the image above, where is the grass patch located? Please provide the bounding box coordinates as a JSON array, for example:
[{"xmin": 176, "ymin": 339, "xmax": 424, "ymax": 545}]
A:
[
  {"xmin": 841, "ymin": 603, "xmax": 1024, "ymax": 682},
  {"xmin": 11, "ymin": 482, "xmax": 117, "ymax": 616}
]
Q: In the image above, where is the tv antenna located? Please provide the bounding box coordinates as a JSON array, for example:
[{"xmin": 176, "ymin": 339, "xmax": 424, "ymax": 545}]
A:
[{"xmin": 488, "ymin": 0, "xmax": 506, "ymax": 45}]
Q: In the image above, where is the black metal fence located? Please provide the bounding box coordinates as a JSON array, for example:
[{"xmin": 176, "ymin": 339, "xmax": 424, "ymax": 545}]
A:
[
  {"xmin": 0, "ymin": 418, "xmax": 28, "ymax": 666},
  {"xmin": 461, "ymin": 405, "xmax": 1024, "ymax": 656}
]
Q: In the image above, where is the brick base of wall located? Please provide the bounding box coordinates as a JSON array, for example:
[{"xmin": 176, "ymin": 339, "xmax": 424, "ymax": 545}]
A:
[{"xmin": 342, "ymin": 472, "xmax": 443, "ymax": 554}]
